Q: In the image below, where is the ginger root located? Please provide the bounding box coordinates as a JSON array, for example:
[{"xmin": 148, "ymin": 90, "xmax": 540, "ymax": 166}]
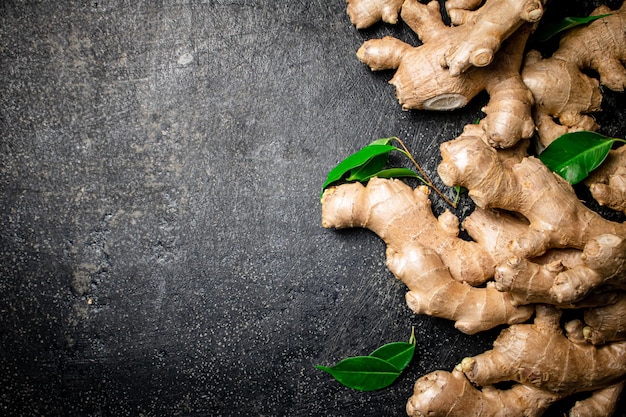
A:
[
  {"xmin": 522, "ymin": 3, "xmax": 626, "ymax": 147},
  {"xmin": 445, "ymin": 0, "xmax": 483, "ymax": 25},
  {"xmin": 346, "ymin": 0, "xmax": 405, "ymax": 29},
  {"xmin": 583, "ymin": 293, "xmax": 626, "ymax": 345},
  {"xmin": 495, "ymin": 234, "xmax": 626, "ymax": 305},
  {"xmin": 321, "ymin": 178, "xmax": 534, "ymax": 333},
  {"xmin": 569, "ymin": 381, "xmax": 625, "ymax": 417},
  {"xmin": 321, "ymin": 177, "xmax": 494, "ymax": 285},
  {"xmin": 586, "ymin": 146, "xmax": 626, "ymax": 215},
  {"xmin": 326, "ymin": 1, "xmax": 626, "ymax": 414},
  {"xmin": 438, "ymin": 123, "xmax": 626, "ymax": 258},
  {"xmin": 356, "ymin": 0, "xmax": 536, "ymax": 147},
  {"xmin": 461, "ymin": 305, "xmax": 626, "ymax": 395},
  {"xmin": 406, "ymin": 367, "xmax": 560, "ymax": 417},
  {"xmin": 391, "ymin": 245, "xmax": 533, "ymax": 334}
]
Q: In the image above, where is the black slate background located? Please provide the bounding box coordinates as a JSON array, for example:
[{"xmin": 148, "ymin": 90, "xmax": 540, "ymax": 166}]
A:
[{"xmin": 1, "ymin": 1, "xmax": 626, "ymax": 416}]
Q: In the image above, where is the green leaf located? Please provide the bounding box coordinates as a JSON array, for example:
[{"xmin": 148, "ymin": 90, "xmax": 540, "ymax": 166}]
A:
[
  {"xmin": 321, "ymin": 143, "xmax": 396, "ymax": 192},
  {"xmin": 533, "ymin": 14, "xmax": 611, "ymax": 42},
  {"xmin": 345, "ymin": 153, "xmax": 390, "ymax": 182},
  {"xmin": 538, "ymin": 131, "xmax": 616, "ymax": 184},
  {"xmin": 315, "ymin": 356, "xmax": 402, "ymax": 391},
  {"xmin": 321, "ymin": 138, "xmax": 405, "ymax": 196},
  {"xmin": 453, "ymin": 185, "xmax": 467, "ymax": 206},
  {"xmin": 361, "ymin": 167, "xmax": 425, "ymax": 183},
  {"xmin": 369, "ymin": 342, "xmax": 415, "ymax": 371}
]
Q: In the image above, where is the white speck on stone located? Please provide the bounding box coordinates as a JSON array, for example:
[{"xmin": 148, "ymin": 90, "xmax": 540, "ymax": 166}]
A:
[{"xmin": 177, "ymin": 53, "xmax": 194, "ymax": 66}]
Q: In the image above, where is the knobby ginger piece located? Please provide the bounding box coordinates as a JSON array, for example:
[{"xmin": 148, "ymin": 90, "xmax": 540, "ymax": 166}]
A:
[
  {"xmin": 586, "ymin": 146, "xmax": 626, "ymax": 215},
  {"xmin": 390, "ymin": 245, "xmax": 533, "ymax": 334},
  {"xmin": 437, "ymin": 0, "xmax": 546, "ymax": 74},
  {"xmin": 583, "ymin": 293, "xmax": 626, "ymax": 345},
  {"xmin": 465, "ymin": 209, "xmax": 625, "ymax": 307},
  {"xmin": 406, "ymin": 367, "xmax": 560, "ymax": 417},
  {"xmin": 522, "ymin": 50, "xmax": 601, "ymax": 148},
  {"xmin": 321, "ymin": 178, "xmax": 494, "ymax": 285},
  {"xmin": 321, "ymin": 178, "xmax": 533, "ymax": 333},
  {"xmin": 356, "ymin": 0, "xmax": 535, "ymax": 147},
  {"xmin": 569, "ymin": 381, "xmax": 625, "ymax": 417},
  {"xmin": 445, "ymin": 0, "xmax": 483, "ymax": 25},
  {"xmin": 346, "ymin": 0, "xmax": 404, "ymax": 29},
  {"xmin": 522, "ymin": 3, "xmax": 626, "ymax": 147},
  {"xmin": 438, "ymin": 123, "xmax": 626, "ymax": 259},
  {"xmin": 461, "ymin": 305, "xmax": 626, "ymax": 395},
  {"xmin": 557, "ymin": 3, "xmax": 626, "ymax": 92},
  {"xmin": 496, "ymin": 234, "xmax": 626, "ymax": 305},
  {"xmin": 550, "ymin": 234, "xmax": 626, "ymax": 303}
]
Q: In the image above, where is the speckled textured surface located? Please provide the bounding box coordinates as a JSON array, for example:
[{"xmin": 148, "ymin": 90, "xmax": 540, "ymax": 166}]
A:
[{"xmin": 1, "ymin": 1, "xmax": 626, "ymax": 416}]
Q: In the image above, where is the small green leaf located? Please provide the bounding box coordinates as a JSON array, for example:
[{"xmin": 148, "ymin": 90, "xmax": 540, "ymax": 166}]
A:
[
  {"xmin": 369, "ymin": 342, "xmax": 415, "ymax": 371},
  {"xmin": 538, "ymin": 131, "xmax": 616, "ymax": 184},
  {"xmin": 361, "ymin": 167, "xmax": 426, "ymax": 184},
  {"xmin": 533, "ymin": 14, "xmax": 611, "ymax": 42},
  {"xmin": 345, "ymin": 153, "xmax": 390, "ymax": 182},
  {"xmin": 321, "ymin": 139, "xmax": 399, "ymax": 194},
  {"xmin": 453, "ymin": 185, "xmax": 467, "ymax": 206},
  {"xmin": 316, "ymin": 356, "xmax": 402, "ymax": 391}
]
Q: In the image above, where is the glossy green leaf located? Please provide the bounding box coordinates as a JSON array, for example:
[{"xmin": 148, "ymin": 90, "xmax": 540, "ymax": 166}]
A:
[
  {"xmin": 369, "ymin": 342, "xmax": 415, "ymax": 371},
  {"xmin": 345, "ymin": 153, "xmax": 390, "ymax": 182},
  {"xmin": 533, "ymin": 14, "xmax": 611, "ymax": 42},
  {"xmin": 538, "ymin": 131, "xmax": 615, "ymax": 184},
  {"xmin": 321, "ymin": 138, "xmax": 403, "ymax": 196},
  {"xmin": 361, "ymin": 167, "xmax": 425, "ymax": 183},
  {"xmin": 316, "ymin": 356, "xmax": 402, "ymax": 391}
]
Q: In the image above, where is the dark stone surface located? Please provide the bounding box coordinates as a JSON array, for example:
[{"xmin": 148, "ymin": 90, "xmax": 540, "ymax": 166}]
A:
[{"xmin": 1, "ymin": 1, "xmax": 625, "ymax": 416}]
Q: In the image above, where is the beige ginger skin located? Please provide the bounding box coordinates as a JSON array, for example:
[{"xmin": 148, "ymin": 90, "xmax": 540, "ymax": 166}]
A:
[
  {"xmin": 522, "ymin": 3, "xmax": 626, "ymax": 147},
  {"xmin": 586, "ymin": 146, "xmax": 626, "ymax": 215},
  {"xmin": 406, "ymin": 367, "xmax": 560, "ymax": 417},
  {"xmin": 346, "ymin": 0, "xmax": 405, "ymax": 29},
  {"xmin": 462, "ymin": 306, "xmax": 626, "ymax": 395},
  {"xmin": 355, "ymin": 0, "xmax": 537, "ymax": 147},
  {"xmin": 438, "ymin": 124, "xmax": 626, "ymax": 259},
  {"xmin": 321, "ymin": 178, "xmax": 533, "ymax": 333},
  {"xmin": 321, "ymin": 177, "xmax": 494, "ymax": 285},
  {"xmin": 583, "ymin": 293, "xmax": 626, "ymax": 345}
]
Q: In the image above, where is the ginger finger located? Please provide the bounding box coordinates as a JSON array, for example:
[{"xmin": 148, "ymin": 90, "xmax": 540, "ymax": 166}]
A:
[
  {"xmin": 549, "ymin": 234, "xmax": 626, "ymax": 304},
  {"xmin": 461, "ymin": 305, "xmax": 626, "ymax": 395},
  {"xmin": 438, "ymin": 124, "xmax": 626, "ymax": 258},
  {"xmin": 445, "ymin": 0, "xmax": 483, "ymax": 26},
  {"xmin": 494, "ymin": 234, "xmax": 626, "ymax": 305},
  {"xmin": 321, "ymin": 178, "xmax": 494, "ymax": 285},
  {"xmin": 558, "ymin": 4, "xmax": 626, "ymax": 92},
  {"xmin": 522, "ymin": 3, "xmax": 626, "ymax": 146},
  {"xmin": 569, "ymin": 381, "xmax": 626, "ymax": 417},
  {"xmin": 583, "ymin": 293, "xmax": 626, "ymax": 345},
  {"xmin": 586, "ymin": 146, "xmax": 626, "ymax": 215},
  {"xmin": 321, "ymin": 178, "xmax": 533, "ymax": 333},
  {"xmin": 521, "ymin": 51, "xmax": 602, "ymax": 148},
  {"xmin": 356, "ymin": 1, "xmax": 535, "ymax": 147},
  {"xmin": 406, "ymin": 367, "xmax": 560, "ymax": 417},
  {"xmin": 346, "ymin": 0, "xmax": 404, "ymax": 29},
  {"xmin": 390, "ymin": 246, "xmax": 533, "ymax": 334},
  {"xmin": 441, "ymin": 0, "xmax": 546, "ymax": 75}
]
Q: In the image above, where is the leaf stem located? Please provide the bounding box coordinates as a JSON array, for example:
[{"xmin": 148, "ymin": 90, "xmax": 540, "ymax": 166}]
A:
[
  {"xmin": 393, "ymin": 137, "xmax": 457, "ymax": 208},
  {"xmin": 409, "ymin": 326, "xmax": 416, "ymax": 345}
]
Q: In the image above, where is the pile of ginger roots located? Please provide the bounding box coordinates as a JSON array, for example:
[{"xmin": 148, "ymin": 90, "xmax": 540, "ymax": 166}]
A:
[{"xmin": 321, "ymin": 0, "xmax": 626, "ymax": 416}]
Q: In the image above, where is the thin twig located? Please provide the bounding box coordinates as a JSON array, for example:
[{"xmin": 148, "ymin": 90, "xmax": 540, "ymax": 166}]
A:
[{"xmin": 394, "ymin": 137, "xmax": 457, "ymax": 208}]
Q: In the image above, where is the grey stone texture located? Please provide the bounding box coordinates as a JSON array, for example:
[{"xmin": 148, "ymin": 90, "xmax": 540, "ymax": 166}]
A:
[{"xmin": 1, "ymin": 0, "xmax": 625, "ymax": 416}]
